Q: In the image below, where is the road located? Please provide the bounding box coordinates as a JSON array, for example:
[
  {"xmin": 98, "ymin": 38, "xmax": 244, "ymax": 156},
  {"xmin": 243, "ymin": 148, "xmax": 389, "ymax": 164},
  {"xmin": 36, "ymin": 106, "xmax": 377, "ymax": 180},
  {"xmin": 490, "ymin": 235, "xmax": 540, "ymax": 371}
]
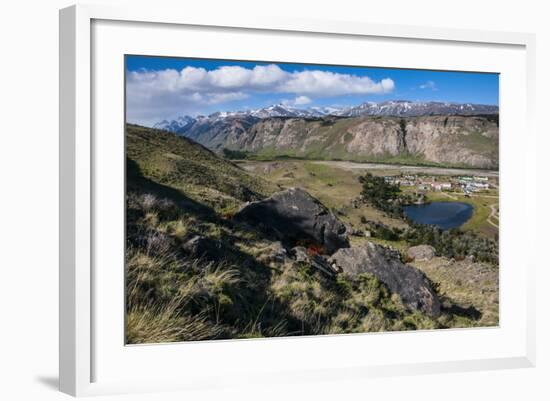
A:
[
  {"xmin": 312, "ymin": 160, "xmax": 499, "ymax": 177},
  {"xmin": 487, "ymin": 203, "xmax": 499, "ymax": 229}
]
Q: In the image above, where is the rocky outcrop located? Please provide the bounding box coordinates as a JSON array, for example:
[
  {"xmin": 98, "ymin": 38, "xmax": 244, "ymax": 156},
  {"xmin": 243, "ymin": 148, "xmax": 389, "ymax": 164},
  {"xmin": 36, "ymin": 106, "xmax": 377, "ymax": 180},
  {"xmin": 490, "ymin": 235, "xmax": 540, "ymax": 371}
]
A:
[
  {"xmin": 234, "ymin": 188, "xmax": 349, "ymax": 254},
  {"xmin": 407, "ymin": 245, "xmax": 436, "ymax": 261},
  {"xmin": 329, "ymin": 242, "xmax": 441, "ymax": 317}
]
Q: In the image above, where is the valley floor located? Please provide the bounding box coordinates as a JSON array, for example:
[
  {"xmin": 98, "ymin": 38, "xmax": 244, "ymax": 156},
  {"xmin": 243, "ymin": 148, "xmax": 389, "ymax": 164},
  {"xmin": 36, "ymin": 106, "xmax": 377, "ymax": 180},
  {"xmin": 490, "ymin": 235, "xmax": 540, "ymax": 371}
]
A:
[{"xmin": 238, "ymin": 159, "xmax": 499, "ymax": 239}]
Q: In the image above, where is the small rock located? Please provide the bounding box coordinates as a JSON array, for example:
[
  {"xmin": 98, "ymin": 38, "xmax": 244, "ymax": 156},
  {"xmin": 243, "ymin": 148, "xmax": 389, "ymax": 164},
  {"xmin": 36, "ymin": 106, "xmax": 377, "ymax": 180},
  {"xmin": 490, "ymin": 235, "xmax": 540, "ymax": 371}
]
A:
[
  {"xmin": 291, "ymin": 246, "xmax": 310, "ymax": 263},
  {"xmin": 291, "ymin": 246, "xmax": 338, "ymax": 277},
  {"xmin": 182, "ymin": 235, "xmax": 221, "ymax": 260},
  {"xmin": 258, "ymin": 241, "xmax": 289, "ymax": 265},
  {"xmin": 407, "ymin": 245, "xmax": 436, "ymax": 261}
]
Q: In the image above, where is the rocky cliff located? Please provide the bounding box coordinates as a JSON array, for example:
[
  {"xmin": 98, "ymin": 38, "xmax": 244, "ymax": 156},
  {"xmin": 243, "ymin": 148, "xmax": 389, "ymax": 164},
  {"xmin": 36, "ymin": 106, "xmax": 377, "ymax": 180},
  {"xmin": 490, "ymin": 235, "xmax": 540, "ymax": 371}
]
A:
[{"xmin": 182, "ymin": 114, "xmax": 499, "ymax": 169}]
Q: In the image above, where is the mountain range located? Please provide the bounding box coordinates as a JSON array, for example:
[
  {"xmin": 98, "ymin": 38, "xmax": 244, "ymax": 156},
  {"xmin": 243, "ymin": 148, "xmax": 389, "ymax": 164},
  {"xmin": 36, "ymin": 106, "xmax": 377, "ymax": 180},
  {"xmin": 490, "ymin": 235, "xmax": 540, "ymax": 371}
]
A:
[
  {"xmin": 147, "ymin": 100, "xmax": 499, "ymax": 169},
  {"xmin": 153, "ymin": 100, "xmax": 499, "ymax": 133}
]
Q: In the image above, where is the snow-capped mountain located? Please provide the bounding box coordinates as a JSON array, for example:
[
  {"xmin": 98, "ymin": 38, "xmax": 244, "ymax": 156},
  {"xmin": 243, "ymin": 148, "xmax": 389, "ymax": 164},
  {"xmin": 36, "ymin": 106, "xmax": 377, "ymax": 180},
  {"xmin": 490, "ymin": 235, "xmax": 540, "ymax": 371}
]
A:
[
  {"xmin": 335, "ymin": 100, "xmax": 499, "ymax": 117},
  {"xmin": 151, "ymin": 100, "xmax": 498, "ymax": 134},
  {"xmin": 153, "ymin": 115, "xmax": 196, "ymax": 133},
  {"xmin": 233, "ymin": 104, "xmax": 326, "ymax": 119}
]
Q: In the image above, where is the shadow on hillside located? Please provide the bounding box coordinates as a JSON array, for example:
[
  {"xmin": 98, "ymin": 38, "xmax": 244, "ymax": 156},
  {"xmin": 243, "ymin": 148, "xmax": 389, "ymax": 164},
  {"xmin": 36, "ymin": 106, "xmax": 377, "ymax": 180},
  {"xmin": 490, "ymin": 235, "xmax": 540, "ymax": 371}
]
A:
[
  {"xmin": 127, "ymin": 157, "xmax": 216, "ymax": 219},
  {"xmin": 442, "ymin": 302, "xmax": 482, "ymax": 320},
  {"xmin": 126, "ymin": 157, "xmax": 309, "ymax": 337}
]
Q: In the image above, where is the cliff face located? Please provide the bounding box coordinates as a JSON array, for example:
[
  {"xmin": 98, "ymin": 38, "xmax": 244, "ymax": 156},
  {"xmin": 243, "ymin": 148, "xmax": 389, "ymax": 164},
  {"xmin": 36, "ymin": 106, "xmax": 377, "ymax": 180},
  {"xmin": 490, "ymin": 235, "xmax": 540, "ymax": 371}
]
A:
[{"xmin": 183, "ymin": 115, "xmax": 499, "ymax": 169}]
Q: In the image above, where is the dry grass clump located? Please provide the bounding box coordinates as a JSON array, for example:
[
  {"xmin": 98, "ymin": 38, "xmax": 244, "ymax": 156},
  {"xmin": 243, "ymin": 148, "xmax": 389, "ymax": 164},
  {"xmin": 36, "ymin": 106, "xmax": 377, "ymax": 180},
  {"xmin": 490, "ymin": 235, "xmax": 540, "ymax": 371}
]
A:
[
  {"xmin": 271, "ymin": 264, "xmax": 338, "ymax": 334},
  {"xmin": 125, "ymin": 231, "xmax": 243, "ymax": 343},
  {"xmin": 126, "ymin": 297, "xmax": 219, "ymax": 344}
]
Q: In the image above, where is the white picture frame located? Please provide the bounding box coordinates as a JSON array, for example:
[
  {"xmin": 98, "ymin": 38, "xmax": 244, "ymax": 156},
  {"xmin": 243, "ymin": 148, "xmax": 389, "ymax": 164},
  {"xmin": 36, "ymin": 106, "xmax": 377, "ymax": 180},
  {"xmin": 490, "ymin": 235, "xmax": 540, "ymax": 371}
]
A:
[{"xmin": 59, "ymin": 4, "xmax": 536, "ymax": 397}]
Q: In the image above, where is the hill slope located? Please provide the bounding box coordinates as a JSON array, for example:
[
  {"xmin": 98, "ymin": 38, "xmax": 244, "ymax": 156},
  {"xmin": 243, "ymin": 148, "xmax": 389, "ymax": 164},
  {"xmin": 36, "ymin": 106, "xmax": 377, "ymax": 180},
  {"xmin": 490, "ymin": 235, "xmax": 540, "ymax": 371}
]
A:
[{"xmin": 126, "ymin": 124, "xmax": 276, "ymax": 212}]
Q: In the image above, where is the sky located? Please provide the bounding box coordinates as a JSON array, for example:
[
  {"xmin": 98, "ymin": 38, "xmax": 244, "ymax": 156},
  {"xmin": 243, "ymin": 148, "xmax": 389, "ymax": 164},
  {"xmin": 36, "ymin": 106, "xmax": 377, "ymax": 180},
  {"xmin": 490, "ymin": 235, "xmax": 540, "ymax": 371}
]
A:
[{"xmin": 125, "ymin": 55, "xmax": 499, "ymax": 126}]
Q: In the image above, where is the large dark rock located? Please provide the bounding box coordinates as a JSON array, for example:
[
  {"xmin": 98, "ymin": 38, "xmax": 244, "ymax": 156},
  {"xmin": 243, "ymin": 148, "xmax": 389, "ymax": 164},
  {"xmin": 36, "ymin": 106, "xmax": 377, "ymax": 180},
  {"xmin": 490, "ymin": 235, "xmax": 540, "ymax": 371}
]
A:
[
  {"xmin": 329, "ymin": 242, "xmax": 441, "ymax": 317},
  {"xmin": 234, "ymin": 188, "xmax": 349, "ymax": 254}
]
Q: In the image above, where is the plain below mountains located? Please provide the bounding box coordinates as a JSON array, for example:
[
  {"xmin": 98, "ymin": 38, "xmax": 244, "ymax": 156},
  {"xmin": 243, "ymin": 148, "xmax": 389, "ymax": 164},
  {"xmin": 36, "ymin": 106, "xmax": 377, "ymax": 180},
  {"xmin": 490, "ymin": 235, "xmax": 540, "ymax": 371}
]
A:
[{"xmin": 151, "ymin": 100, "xmax": 499, "ymax": 169}]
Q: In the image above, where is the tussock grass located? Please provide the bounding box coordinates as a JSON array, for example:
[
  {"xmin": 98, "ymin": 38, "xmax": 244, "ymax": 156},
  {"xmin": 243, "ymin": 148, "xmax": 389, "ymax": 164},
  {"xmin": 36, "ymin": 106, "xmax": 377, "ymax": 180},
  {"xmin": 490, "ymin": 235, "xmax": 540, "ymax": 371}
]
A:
[
  {"xmin": 125, "ymin": 235, "xmax": 241, "ymax": 343},
  {"xmin": 127, "ymin": 298, "xmax": 219, "ymax": 344}
]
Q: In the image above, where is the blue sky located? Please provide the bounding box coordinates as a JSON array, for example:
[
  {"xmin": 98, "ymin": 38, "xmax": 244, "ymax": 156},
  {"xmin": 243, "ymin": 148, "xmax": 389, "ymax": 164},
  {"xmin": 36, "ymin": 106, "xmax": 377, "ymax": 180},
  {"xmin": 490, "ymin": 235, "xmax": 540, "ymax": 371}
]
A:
[{"xmin": 125, "ymin": 55, "xmax": 499, "ymax": 126}]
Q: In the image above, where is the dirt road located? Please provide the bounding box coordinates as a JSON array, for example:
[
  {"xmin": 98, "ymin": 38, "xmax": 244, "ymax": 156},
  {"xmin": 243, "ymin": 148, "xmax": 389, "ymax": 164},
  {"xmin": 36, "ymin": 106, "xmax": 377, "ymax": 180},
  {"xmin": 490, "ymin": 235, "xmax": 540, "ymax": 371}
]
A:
[
  {"xmin": 312, "ymin": 160, "xmax": 499, "ymax": 177},
  {"xmin": 487, "ymin": 203, "xmax": 499, "ymax": 229}
]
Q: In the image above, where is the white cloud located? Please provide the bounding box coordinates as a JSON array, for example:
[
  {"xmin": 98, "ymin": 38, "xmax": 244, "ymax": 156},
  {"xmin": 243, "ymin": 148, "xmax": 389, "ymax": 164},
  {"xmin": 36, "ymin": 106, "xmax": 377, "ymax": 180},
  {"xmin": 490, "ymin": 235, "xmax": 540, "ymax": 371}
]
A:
[
  {"xmin": 281, "ymin": 95, "xmax": 312, "ymax": 107},
  {"xmin": 419, "ymin": 80, "xmax": 437, "ymax": 91},
  {"xmin": 206, "ymin": 92, "xmax": 249, "ymax": 104},
  {"xmin": 293, "ymin": 95, "xmax": 312, "ymax": 105},
  {"xmin": 126, "ymin": 64, "xmax": 394, "ymax": 124},
  {"xmin": 279, "ymin": 70, "xmax": 394, "ymax": 96}
]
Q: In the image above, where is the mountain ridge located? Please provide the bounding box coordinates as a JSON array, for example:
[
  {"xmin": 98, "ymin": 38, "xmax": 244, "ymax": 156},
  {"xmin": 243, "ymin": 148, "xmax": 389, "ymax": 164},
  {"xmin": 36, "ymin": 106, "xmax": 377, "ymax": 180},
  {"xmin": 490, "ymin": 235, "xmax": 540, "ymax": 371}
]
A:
[{"xmin": 152, "ymin": 100, "xmax": 499, "ymax": 133}]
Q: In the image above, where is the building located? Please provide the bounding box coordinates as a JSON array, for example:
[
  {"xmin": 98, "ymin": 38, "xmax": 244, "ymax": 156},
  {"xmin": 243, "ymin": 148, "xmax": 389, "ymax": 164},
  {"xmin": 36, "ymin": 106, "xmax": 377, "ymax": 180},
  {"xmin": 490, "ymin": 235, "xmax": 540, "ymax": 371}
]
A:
[{"xmin": 472, "ymin": 182, "xmax": 490, "ymax": 190}]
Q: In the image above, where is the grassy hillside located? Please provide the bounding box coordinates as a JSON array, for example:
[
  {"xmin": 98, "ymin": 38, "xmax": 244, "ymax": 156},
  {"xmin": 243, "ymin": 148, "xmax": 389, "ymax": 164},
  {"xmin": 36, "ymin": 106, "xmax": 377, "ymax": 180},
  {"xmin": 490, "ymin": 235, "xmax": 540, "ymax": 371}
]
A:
[{"xmin": 127, "ymin": 124, "xmax": 276, "ymax": 213}]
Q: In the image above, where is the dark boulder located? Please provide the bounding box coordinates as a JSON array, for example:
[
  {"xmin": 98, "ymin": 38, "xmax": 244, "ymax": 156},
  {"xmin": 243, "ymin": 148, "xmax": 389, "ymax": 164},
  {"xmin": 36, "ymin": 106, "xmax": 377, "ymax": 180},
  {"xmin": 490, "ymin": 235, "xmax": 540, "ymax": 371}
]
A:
[
  {"xmin": 234, "ymin": 188, "xmax": 349, "ymax": 254},
  {"xmin": 329, "ymin": 242, "xmax": 441, "ymax": 317},
  {"xmin": 182, "ymin": 235, "xmax": 222, "ymax": 261}
]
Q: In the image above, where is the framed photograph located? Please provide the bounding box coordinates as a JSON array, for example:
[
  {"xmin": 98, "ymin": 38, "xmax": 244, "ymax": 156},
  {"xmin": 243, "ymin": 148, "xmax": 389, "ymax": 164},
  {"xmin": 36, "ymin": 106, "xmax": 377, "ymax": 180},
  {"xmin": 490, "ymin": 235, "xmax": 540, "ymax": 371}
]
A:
[{"xmin": 59, "ymin": 4, "xmax": 536, "ymax": 396}]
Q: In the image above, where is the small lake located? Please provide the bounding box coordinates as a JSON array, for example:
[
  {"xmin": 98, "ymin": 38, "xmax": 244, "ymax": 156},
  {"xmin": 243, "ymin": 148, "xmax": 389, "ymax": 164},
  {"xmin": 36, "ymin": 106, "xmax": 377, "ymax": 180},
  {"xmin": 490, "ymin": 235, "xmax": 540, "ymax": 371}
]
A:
[{"xmin": 403, "ymin": 202, "xmax": 473, "ymax": 230}]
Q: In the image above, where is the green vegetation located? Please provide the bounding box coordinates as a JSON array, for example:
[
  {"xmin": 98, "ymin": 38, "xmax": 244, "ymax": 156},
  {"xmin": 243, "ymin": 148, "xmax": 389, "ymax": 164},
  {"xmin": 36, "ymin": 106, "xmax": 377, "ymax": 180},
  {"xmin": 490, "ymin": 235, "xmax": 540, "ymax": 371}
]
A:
[
  {"xmin": 247, "ymin": 150, "xmax": 468, "ymax": 169},
  {"xmin": 403, "ymin": 224, "xmax": 498, "ymax": 265},
  {"xmin": 359, "ymin": 173, "xmax": 403, "ymax": 215},
  {"xmin": 457, "ymin": 132, "xmax": 498, "ymax": 155},
  {"xmin": 222, "ymin": 148, "xmax": 251, "ymax": 160}
]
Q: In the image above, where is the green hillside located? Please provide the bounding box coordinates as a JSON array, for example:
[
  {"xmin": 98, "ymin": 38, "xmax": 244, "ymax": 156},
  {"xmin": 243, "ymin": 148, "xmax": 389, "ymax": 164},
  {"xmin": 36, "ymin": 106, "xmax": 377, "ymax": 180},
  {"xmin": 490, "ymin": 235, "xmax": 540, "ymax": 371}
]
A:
[{"xmin": 126, "ymin": 124, "xmax": 275, "ymax": 213}]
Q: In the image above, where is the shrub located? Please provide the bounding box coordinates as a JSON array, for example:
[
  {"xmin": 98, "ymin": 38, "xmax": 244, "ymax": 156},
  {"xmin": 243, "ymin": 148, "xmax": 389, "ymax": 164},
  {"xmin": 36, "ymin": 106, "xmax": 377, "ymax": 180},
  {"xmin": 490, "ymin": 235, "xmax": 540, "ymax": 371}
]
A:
[{"xmin": 358, "ymin": 173, "xmax": 402, "ymax": 214}]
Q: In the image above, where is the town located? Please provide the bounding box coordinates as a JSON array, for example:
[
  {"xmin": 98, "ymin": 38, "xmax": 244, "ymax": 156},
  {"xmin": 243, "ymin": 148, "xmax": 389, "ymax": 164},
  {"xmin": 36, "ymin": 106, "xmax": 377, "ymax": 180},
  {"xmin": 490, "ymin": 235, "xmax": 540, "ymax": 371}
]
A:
[{"xmin": 383, "ymin": 173, "xmax": 494, "ymax": 196}]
